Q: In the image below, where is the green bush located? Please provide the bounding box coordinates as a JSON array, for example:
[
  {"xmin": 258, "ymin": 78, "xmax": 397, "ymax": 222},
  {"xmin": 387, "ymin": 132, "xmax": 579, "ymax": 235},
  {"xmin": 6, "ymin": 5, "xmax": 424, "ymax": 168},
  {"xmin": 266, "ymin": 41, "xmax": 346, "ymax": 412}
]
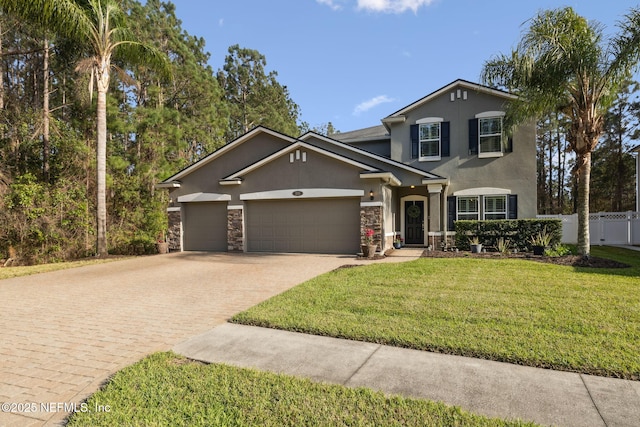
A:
[{"xmin": 454, "ymin": 219, "xmax": 562, "ymax": 251}]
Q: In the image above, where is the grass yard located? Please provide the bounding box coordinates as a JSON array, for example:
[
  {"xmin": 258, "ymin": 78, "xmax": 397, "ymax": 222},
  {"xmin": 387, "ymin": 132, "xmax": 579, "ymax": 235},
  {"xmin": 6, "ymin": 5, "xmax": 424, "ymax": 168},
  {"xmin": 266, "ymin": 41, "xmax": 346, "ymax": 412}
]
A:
[
  {"xmin": 232, "ymin": 246, "xmax": 640, "ymax": 380},
  {"xmin": 0, "ymin": 257, "xmax": 127, "ymax": 280},
  {"xmin": 66, "ymin": 352, "xmax": 538, "ymax": 427}
]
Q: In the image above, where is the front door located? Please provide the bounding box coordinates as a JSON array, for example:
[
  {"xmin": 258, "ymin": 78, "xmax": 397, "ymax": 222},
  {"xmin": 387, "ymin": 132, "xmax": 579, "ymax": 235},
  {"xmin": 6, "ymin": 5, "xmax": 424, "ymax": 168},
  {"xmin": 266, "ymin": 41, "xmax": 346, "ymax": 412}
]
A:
[{"xmin": 405, "ymin": 200, "xmax": 424, "ymax": 244}]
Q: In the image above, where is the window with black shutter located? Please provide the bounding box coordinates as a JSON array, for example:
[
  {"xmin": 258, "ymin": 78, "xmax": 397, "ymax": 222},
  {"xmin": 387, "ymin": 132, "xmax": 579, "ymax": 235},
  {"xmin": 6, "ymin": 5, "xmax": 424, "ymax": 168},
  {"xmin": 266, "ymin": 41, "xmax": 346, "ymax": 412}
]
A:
[
  {"xmin": 410, "ymin": 124, "xmax": 419, "ymax": 159},
  {"xmin": 508, "ymin": 194, "xmax": 518, "ymax": 219},
  {"xmin": 468, "ymin": 118, "xmax": 478, "ymax": 155}
]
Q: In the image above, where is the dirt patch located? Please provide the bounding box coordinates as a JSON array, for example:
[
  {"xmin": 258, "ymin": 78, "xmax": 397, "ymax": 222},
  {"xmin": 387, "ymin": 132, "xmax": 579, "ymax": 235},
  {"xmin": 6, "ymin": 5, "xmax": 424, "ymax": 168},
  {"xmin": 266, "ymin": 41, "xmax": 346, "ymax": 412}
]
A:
[{"xmin": 420, "ymin": 249, "xmax": 630, "ymax": 268}]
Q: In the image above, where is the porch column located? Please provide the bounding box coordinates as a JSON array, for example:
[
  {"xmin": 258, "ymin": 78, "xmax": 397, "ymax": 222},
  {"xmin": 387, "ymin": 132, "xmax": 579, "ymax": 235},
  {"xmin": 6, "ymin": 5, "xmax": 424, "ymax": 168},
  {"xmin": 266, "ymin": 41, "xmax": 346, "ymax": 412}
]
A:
[
  {"xmin": 360, "ymin": 202, "xmax": 383, "ymax": 252},
  {"xmin": 428, "ymin": 184, "xmax": 443, "ymax": 232}
]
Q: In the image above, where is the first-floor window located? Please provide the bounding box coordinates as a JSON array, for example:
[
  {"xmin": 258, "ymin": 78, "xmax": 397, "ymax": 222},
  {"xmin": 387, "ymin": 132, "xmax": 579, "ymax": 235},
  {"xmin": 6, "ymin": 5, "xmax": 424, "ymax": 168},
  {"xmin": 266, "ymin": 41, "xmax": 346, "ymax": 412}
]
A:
[
  {"xmin": 484, "ymin": 195, "xmax": 507, "ymax": 220},
  {"xmin": 457, "ymin": 196, "xmax": 479, "ymax": 220}
]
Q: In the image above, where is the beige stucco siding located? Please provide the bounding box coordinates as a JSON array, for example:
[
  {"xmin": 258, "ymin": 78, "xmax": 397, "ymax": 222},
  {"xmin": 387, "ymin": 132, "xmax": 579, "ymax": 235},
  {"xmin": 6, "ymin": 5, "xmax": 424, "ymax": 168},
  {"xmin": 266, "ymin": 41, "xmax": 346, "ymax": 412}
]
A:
[{"xmin": 387, "ymin": 87, "xmax": 536, "ymax": 218}]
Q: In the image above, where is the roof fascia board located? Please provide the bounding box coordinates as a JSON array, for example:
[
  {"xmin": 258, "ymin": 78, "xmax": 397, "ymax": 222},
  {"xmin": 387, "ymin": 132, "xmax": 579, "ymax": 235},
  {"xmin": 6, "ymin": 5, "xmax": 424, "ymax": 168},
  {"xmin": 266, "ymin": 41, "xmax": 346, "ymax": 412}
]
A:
[
  {"xmin": 162, "ymin": 126, "xmax": 297, "ymax": 183},
  {"xmin": 222, "ymin": 141, "xmax": 378, "ymax": 180},
  {"xmin": 300, "ymin": 132, "xmax": 445, "ymax": 180},
  {"xmin": 385, "ymin": 79, "xmax": 517, "ymax": 119}
]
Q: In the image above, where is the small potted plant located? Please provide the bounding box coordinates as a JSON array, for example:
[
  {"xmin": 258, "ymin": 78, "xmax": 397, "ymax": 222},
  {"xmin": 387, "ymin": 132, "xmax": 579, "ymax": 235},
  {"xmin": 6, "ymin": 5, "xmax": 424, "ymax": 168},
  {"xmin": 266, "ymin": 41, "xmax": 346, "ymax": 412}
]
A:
[
  {"xmin": 469, "ymin": 236, "xmax": 482, "ymax": 253},
  {"xmin": 530, "ymin": 227, "xmax": 552, "ymax": 256},
  {"xmin": 361, "ymin": 228, "xmax": 377, "ymax": 258},
  {"xmin": 156, "ymin": 233, "xmax": 169, "ymax": 254},
  {"xmin": 393, "ymin": 234, "xmax": 403, "ymax": 249}
]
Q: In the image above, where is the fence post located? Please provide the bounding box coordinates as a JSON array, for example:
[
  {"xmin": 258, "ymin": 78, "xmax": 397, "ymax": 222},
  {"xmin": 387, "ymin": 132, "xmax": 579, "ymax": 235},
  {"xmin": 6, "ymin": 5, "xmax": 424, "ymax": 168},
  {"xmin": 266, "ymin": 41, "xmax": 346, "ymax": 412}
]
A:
[{"xmin": 628, "ymin": 211, "xmax": 633, "ymax": 245}]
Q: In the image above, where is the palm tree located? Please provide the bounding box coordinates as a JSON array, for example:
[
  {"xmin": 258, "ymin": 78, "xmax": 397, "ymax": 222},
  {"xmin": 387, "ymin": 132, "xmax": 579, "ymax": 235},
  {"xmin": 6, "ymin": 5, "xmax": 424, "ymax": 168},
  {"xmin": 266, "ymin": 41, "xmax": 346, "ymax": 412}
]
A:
[
  {"xmin": 481, "ymin": 7, "xmax": 640, "ymax": 256},
  {"xmin": 0, "ymin": 0, "xmax": 168, "ymax": 257}
]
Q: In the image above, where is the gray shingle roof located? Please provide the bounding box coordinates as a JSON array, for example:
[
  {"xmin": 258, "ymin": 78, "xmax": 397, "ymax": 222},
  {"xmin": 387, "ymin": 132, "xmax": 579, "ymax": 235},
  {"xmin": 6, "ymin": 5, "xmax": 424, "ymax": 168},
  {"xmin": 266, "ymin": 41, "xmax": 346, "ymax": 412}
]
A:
[{"xmin": 330, "ymin": 125, "xmax": 389, "ymax": 143}]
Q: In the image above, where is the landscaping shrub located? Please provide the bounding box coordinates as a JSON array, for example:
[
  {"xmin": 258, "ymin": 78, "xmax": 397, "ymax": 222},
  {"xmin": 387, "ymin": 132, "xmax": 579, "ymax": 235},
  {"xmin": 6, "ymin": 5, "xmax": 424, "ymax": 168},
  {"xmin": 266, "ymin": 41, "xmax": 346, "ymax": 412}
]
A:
[{"xmin": 454, "ymin": 219, "xmax": 562, "ymax": 251}]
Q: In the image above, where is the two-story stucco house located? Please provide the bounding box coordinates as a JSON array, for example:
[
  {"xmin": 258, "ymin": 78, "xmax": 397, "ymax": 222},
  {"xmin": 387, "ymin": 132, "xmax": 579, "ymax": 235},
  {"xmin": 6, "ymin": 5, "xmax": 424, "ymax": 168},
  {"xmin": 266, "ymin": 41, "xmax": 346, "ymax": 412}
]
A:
[{"xmin": 157, "ymin": 79, "xmax": 536, "ymax": 254}]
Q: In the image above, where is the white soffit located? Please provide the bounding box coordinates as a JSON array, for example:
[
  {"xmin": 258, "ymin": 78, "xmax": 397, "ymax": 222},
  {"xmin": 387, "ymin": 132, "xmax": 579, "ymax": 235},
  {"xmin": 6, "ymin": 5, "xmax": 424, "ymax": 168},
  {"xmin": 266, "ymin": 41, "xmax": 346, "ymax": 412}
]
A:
[
  {"xmin": 240, "ymin": 188, "xmax": 364, "ymax": 201},
  {"xmin": 475, "ymin": 111, "xmax": 506, "ymax": 118},
  {"xmin": 360, "ymin": 172, "xmax": 402, "ymax": 186},
  {"xmin": 453, "ymin": 187, "xmax": 511, "ymax": 196},
  {"xmin": 155, "ymin": 181, "xmax": 181, "ymax": 188},
  {"xmin": 177, "ymin": 192, "xmax": 232, "ymax": 203}
]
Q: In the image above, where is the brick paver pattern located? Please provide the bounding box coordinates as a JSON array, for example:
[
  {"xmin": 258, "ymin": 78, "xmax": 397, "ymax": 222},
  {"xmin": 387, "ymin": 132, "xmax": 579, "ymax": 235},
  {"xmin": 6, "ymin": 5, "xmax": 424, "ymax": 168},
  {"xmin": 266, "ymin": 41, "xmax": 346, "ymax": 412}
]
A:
[{"xmin": 0, "ymin": 251, "xmax": 371, "ymax": 426}]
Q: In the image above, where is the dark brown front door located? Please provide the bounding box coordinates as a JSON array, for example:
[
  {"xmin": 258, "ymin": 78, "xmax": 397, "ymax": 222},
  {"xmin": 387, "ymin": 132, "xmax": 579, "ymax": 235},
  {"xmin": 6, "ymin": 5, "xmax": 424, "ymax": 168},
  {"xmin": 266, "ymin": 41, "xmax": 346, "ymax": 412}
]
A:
[{"xmin": 405, "ymin": 200, "xmax": 424, "ymax": 244}]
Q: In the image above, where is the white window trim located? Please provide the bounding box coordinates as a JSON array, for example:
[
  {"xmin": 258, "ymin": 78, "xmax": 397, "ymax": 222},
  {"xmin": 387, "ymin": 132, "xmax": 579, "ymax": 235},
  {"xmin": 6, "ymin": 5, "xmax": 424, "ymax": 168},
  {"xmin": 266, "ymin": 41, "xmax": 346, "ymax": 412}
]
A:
[
  {"xmin": 456, "ymin": 196, "xmax": 479, "ymax": 221},
  {"xmin": 476, "ymin": 111, "xmax": 505, "ymax": 158},
  {"xmin": 483, "ymin": 195, "xmax": 508, "ymax": 220},
  {"xmin": 417, "ymin": 117, "xmax": 443, "ymax": 162}
]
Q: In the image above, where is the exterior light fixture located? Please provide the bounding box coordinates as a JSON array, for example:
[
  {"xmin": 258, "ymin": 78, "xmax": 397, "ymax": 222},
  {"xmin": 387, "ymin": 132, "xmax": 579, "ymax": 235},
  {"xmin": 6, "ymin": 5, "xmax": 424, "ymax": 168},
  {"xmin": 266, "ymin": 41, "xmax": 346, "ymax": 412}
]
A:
[{"xmin": 369, "ymin": 190, "xmax": 374, "ymax": 200}]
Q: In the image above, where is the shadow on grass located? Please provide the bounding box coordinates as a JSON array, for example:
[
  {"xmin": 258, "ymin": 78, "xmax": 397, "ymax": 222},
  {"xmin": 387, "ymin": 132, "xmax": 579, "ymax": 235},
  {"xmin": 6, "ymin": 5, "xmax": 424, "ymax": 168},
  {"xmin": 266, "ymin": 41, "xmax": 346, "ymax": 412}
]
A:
[{"xmin": 572, "ymin": 246, "xmax": 640, "ymax": 278}]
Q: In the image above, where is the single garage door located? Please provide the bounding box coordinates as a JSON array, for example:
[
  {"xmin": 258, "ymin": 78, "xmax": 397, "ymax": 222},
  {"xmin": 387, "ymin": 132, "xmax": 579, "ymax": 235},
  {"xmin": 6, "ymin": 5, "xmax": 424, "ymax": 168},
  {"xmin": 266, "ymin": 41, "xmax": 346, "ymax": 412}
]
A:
[
  {"xmin": 246, "ymin": 198, "xmax": 360, "ymax": 254},
  {"xmin": 182, "ymin": 202, "xmax": 228, "ymax": 251}
]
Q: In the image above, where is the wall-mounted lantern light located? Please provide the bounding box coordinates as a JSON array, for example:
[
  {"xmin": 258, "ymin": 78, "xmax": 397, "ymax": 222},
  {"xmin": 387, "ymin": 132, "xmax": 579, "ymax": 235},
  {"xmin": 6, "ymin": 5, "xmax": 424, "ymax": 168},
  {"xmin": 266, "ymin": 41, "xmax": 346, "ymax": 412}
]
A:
[{"xmin": 369, "ymin": 190, "xmax": 374, "ymax": 200}]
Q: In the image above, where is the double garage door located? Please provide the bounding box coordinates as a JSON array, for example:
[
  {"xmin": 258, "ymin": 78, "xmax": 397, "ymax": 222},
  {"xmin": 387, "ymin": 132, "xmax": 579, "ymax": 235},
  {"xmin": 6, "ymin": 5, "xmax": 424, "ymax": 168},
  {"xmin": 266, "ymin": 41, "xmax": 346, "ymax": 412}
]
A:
[{"xmin": 182, "ymin": 198, "xmax": 361, "ymax": 254}]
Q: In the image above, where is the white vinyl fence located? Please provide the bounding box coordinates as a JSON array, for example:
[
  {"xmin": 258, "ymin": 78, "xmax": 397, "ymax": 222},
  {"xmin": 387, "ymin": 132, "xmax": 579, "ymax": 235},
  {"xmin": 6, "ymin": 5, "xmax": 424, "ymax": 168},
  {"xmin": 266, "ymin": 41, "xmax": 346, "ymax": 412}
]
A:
[{"xmin": 537, "ymin": 211, "xmax": 640, "ymax": 245}]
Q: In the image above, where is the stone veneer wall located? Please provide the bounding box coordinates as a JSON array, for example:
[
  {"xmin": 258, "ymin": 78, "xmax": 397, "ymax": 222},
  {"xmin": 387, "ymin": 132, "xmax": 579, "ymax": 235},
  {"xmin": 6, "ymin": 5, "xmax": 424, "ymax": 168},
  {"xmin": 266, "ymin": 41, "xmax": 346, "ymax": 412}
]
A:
[
  {"xmin": 167, "ymin": 210, "xmax": 181, "ymax": 252},
  {"xmin": 227, "ymin": 208, "xmax": 244, "ymax": 252},
  {"xmin": 360, "ymin": 205, "xmax": 383, "ymax": 251}
]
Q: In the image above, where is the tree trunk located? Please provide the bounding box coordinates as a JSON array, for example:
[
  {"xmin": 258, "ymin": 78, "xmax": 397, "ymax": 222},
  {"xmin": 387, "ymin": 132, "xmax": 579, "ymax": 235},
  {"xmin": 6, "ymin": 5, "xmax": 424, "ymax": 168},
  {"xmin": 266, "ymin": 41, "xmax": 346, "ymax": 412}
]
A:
[
  {"xmin": 576, "ymin": 152, "xmax": 591, "ymax": 257},
  {"xmin": 548, "ymin": 129, "xmax": 553, "ymax": 212},
  {"xmin": 0, "ymin": 21, "xmax": 4, "ymax": 112},
  {"xmin": 96, "ymin": 82, "xmax": 108, "ymax": 257},
  {"xmin": 43, "ymin": 36, "xmax": 50, "ymax": 183}
]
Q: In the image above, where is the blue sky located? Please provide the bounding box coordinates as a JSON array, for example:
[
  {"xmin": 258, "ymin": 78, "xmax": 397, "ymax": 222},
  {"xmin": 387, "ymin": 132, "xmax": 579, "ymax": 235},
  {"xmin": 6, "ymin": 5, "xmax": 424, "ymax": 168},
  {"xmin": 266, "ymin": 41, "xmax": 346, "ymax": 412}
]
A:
[{"xmin": 164, "ymin": 0, "xmax": 638, "ymax": 133}]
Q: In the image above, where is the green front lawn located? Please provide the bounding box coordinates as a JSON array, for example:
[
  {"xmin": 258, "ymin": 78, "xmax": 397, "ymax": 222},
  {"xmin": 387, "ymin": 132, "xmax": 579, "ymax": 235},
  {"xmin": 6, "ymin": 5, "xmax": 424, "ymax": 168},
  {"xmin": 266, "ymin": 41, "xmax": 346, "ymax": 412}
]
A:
[
  {"xmin": 67, "ymin": 352, "xmax": 537, "ymax": 427},
  {"xmin": 233, "ymin": 246, "xmax": 640, "ymax": 379},
  {"xmin": 0, "ymin": 258, "xmax": 124, "ymax": 280}
]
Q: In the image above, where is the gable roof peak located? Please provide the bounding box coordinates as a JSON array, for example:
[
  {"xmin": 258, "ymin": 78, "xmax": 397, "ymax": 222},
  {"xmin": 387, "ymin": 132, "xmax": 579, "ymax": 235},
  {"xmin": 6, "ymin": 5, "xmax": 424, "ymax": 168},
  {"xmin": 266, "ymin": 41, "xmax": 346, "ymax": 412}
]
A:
[{"xmin": 382, "ymin": 79, "xmax": 517, "ymax": 124}]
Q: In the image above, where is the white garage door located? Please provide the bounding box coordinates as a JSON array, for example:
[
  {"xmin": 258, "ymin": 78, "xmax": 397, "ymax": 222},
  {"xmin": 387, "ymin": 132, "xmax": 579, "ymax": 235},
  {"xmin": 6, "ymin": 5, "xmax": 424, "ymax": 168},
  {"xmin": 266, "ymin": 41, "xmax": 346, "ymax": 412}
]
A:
[{"xmin": 246, "ymin": 198, "xmax": 360, "ymax": 254}]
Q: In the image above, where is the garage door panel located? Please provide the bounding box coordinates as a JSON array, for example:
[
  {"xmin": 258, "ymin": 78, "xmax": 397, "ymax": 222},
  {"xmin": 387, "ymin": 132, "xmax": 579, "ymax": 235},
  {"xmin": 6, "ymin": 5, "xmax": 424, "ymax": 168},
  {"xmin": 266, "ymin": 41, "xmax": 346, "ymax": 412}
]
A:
[
  {"xmin": 183, "ymin": 202, "xmax": 228, "ymax": 251},
  {"xmin": 247, "ymin": 199, "xmax": 360, "ymax": 254}
]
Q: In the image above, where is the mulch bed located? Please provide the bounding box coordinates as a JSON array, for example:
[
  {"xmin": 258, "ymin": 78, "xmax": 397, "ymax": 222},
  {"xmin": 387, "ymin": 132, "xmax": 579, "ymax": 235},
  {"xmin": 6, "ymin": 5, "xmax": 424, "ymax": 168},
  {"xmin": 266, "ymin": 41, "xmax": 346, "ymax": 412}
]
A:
[{"xmin": 420, "ymin": 249, "xmax": 630, "ymax": 268}]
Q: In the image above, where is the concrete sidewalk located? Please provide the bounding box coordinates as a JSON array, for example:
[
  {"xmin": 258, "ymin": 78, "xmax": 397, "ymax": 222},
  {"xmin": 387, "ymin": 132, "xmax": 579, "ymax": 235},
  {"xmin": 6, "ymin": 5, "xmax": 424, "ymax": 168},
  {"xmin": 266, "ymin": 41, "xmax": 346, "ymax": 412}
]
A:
[{"xmin": 174, "ymin": 323, "xmax": 640, "ymax": 427}]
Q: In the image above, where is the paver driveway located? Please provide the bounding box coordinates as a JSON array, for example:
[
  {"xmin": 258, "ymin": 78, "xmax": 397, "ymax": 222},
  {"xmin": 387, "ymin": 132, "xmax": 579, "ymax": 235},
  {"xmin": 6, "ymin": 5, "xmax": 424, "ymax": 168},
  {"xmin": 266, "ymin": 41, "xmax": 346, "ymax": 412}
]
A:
[{"xmin": 0, "ymin": 251, "xmax": 379, "ymax": 426}]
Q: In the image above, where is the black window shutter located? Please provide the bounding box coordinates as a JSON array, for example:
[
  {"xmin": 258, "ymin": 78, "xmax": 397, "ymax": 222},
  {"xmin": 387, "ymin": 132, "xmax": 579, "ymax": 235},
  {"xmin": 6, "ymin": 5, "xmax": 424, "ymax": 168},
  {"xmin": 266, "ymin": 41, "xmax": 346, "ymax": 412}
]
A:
[
  {"xmin": 410, "ymin": 124, "xmax": 419, "ymax": 159},
  {"xmin": 508, "ymin": 195, "xmax": 518, "ymax": 219},
  {"xmin": 506, "ymin": 136, "xmax": 513, "ymax": 153},
  {"xmin": 441, "ymin": 121, "xmax": 450, "ymax": 157},
  {"xmin": 447, "ymin": 196, "xmax": 456, "ymax": 231},
  {"xmin": 468, "ymin": 118, "xmax": 478, "ymax": 155}
]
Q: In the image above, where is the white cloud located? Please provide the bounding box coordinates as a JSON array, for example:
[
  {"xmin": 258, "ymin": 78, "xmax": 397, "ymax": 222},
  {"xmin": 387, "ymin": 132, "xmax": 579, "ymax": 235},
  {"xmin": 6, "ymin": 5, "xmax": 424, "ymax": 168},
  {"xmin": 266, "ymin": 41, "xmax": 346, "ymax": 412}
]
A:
[
  {"xmin": 316, "ymin": 0, "xmax": 343, "ymax": 11},
  {"xmin": 353, "ymin": 95, "xmax": 394, "ymax": 115},
  {"xmin": 357, "ymin": 0, "xmax": 435, "ymax": 14},
  {"xmin": 218, "ymin": 18, "xmax": 224, "ymax": 27}
]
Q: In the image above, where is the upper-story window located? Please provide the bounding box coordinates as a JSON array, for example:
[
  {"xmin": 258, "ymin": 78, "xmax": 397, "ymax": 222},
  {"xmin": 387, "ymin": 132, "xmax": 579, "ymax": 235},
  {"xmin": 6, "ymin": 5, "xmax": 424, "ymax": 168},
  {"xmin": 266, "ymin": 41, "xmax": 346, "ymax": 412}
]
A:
[
  {"xmin": 411, "ymin": 118, "xmax": 449, "ymax": 161},
  {"xmin": 479, "ymin": 117, "xmax": 502, "ymax": 156},
  {"xmin": 419, "ymin": 121, "xmax": 441, "ymax": 161},
  {"xmin": 469, "ymin": 111, "xmax": 510, "ymax": 158}
]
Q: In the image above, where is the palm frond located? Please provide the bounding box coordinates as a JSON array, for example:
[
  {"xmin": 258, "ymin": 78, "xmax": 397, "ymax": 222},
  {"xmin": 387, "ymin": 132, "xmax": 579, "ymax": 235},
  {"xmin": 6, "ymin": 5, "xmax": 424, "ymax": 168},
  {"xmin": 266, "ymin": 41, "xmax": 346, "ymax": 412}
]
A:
[{"xmin": 606, "ymin": 7, "xmax": 640, "ymax": 90}]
